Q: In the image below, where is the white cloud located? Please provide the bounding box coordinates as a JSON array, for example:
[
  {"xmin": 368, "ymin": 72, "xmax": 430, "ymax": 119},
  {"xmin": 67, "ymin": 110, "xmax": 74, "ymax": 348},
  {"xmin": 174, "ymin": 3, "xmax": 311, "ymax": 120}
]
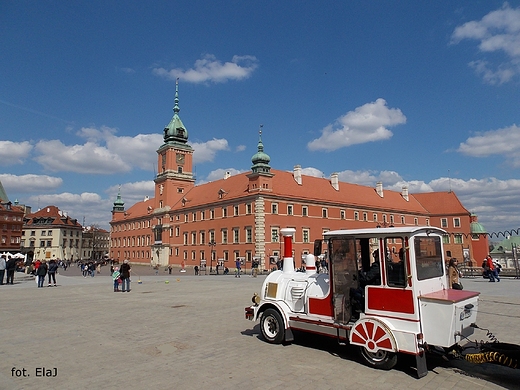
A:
[
  {"xmin": 451, "ymin": 3, "xmax": 520, "ymax": 84},
  {"xmin": 457, "ymin": 124, "xmax": 520, "ymax": 166},
  {"xmin": 191, "ymin": 138, "xmax": 230, "ymax": 164},
  {"xmin": 236, "ymin": 145, "xmax": 246, "ymax": 152},
  {"xmin": 77, "ymin": 126, "xmax": 162, "ymax": 171},
  {"xmin": 4, "ymin": 125, "xmax": 230, "ymax": 175},
  {"xmin": 106, "ymin": 181, "xmax": 155, "ymax": 207},
  {"xmin": 307, "ymin": 98, "xmax": 406, "ymax": 152},
  {"xmin": 301, "ymin": 167, "xmax": 325, "ymax": 178},
  {"xmin": 0, "ymin": 141, "xmax": 33, "ymax": 165},
  {"xmin": 34, "ymin": 139, "xmax": 129, "ymax": 174},
  {"xmin": 202, "ymin": 168, "xmax": 245, "ymax": 183},
  {"xmin": 106, "ymin": 133, "xmax": 163, "ymax": 171},
  {"xmin": 152, "ymin": 54, "xmax": 259, "ymax": 84},
  {"xmin": 298, "ymin": 165, "xmax": 520, "ymax": 233},
  {"xmin": 0, "ymin": 174, "xmax": 63, "ymax": 193}
]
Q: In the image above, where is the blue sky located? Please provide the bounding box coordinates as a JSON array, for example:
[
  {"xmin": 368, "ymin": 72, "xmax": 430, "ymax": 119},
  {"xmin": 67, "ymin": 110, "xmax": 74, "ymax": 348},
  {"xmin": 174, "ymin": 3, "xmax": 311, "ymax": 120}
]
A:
[{"xmin": 1, "ymin": 1, "xmax": 519, "ymax": 234}]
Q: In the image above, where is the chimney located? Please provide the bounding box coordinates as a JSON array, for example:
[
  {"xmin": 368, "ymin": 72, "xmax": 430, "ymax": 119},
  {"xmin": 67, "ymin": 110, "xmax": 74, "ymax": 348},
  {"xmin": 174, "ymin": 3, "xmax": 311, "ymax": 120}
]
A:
[
  {"xmin": 224, "ymin": 171, "xmax": 231, "ymax": 180},
  {"xmin": 401, "ymin": 186, "xmax": 409, "ymax": 202},
  {"xmin": 330, "ymin": 173, "xmax": 339, "ymax": 191},
  {"xmin": 280, "ymin": 227, "xmax": 296, "ymax": 274},
  {"xmin": 376, "ymin": 181, "xmax": 384, "ymax": 198},
  {"xmin": 293, "ymin": 165, "xmax": 302, "ymax": 185}
]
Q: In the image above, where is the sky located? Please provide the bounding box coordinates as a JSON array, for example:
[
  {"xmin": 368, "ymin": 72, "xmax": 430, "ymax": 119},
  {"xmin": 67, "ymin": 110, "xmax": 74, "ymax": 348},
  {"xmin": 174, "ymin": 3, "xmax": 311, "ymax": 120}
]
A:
[{"xmin": 1, "ymin": 1, "xmax": 520, "ymax": 235}]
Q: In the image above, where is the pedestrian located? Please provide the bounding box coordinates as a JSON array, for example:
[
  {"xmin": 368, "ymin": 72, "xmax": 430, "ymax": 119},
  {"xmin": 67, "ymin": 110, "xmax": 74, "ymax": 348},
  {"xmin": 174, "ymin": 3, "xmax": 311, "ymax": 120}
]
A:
[
  {"xmin": 235, "ymin": 259, "xmax": 241, "ymax": 278},
  {"xmin": 120, "ymin": 260, "xmax": 131, "ymax": 292},
  {"xmin": 194, "ymin": 265, "xmax": 199, "ymax": 276},
  {"xmin": 5, "ymin": 255, "xmax": 17, "ymax": 285},
  {"xmin": 216, "ymin": 263, "xmax": 220, "ymax": 275},
  {"xmin": 448, "ymin": 258, "xmax": 463, "ymax": 290},
  {"xmin": 33, "ymin": 259, "xmax": 41, "ymax": 276},
  {"xmin": 154, "ymin": 264, "xmax": 159, "ymax": 275},
  {"xmin": 89, "ymin": 262, "xmax": 96, "ymax": 277},
  {"xmin": 112, "ymin": 266, "xmax": 121, "ymax": 292},
  {"xmin": 47, "ymin": 259, "xmax": 58, "ymax": 287},
  {"xmin": 168, "ymin": 264, "xmax": 172, "ymax": 275},
  {"xmin": 252, "ymin": 259, "xmax": 259, "ymax": 277},
  {"xmin": 486, "ymin": 255, "xmax": 499, "ymax": 282},
  {"xmin": 0, "ymin": 254, "xmax": 6, "ymax": 285},
  {"xmin": 36, "ymin": 260, "xmax": 48, "ymax": 288},
  {"xmin": 81, "ymin": 263, "xmax": 88, "ymax": 277}
]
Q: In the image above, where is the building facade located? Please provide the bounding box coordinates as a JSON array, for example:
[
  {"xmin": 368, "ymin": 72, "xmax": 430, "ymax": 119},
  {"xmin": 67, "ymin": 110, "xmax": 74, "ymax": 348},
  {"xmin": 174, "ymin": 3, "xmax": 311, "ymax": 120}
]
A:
[
  {"xmin": 0, "ymin": 180, "xmax": 24, "ymax": 253},
  {"xmin": 110, "ymin": 83, "xmax": 486, "ymax": 271},
  {"xmin": 82, "ymin": 226, "xmax": 110, "ymax": 261},
  {"xmin": 22, "ymin": 206, "xmax": 83, "ymax": 262}
]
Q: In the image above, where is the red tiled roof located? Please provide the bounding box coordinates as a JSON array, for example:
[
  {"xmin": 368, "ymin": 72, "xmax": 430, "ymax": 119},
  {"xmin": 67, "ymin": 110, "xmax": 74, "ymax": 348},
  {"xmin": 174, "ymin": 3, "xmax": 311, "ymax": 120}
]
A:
[
  {"xmin": 125, "ymin": 197, "xmax": 155, "ymax": 218},
  {"xmin": 25, "ymin": 205, "xmax": 82, "ymax": 227},
  {"xmin": 412, "ymin": 191, "xmax": 469, "ymax": 215},
  {"xmin": 148, "ymin": 170, "xmax": 430, "ymax": 214}
]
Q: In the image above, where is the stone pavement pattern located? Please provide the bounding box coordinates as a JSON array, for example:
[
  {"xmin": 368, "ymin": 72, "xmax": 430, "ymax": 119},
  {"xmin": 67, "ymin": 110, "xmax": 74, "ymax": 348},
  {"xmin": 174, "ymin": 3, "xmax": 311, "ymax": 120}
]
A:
[{"xmin": 1, "ymin": 272, "xmax": 520, "ymax": 390}]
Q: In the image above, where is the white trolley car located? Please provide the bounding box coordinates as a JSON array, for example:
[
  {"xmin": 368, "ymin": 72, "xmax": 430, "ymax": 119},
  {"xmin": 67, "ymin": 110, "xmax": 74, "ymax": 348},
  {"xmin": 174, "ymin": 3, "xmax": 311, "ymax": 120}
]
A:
[{"xmin": 245, "ymin": 226, "xmax": 480, "ymax": 377}]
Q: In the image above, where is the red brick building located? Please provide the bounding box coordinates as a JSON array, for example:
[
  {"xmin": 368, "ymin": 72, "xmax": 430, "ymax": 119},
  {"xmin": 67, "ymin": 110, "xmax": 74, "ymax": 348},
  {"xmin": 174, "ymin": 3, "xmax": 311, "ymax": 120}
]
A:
[
  {"xmin": 0, "ymin": 180, "xmax": 24, "ymax": 253},
  {"xmin": 109, "ymin": 83, "xmax": 486, "ymax": 271}
]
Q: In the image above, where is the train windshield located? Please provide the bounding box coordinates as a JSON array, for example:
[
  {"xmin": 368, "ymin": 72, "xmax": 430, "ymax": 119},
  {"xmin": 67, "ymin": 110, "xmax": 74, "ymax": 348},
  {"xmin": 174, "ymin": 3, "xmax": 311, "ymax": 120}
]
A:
[{"xmin": 414, "ymin": 235, "xmax": 444, "ymax": 280}]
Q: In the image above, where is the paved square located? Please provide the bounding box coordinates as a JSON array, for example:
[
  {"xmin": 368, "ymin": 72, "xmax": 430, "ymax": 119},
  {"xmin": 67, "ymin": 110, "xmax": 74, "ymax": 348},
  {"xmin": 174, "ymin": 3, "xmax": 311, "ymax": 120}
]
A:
[{"xmin": 1, "ymin": 270, "xmax": 520, "ymax": 389}]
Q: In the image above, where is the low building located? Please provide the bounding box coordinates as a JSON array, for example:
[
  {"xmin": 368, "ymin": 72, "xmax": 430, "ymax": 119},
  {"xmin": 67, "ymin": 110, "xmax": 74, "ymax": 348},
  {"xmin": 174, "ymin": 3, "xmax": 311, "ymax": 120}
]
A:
[
  {"xmin": 22, "ymin": 206, "xmax": 83, "ymax": 262},
  {"xmin": 81, "ymin": 226, "xmax": 110, "ymax": 261},
  {"xmin": 490, "ymin": 236, "xmax": 520, "ymax": 273}
]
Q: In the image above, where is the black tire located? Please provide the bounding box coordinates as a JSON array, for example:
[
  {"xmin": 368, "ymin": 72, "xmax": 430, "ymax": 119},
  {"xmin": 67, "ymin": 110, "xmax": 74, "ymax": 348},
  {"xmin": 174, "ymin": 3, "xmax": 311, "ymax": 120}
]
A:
[
  {"xmin": 260, "ymin": 308, "xmax": 285, "ymax": 344},
  {"xmin": 358, "ymin": 346, "xmax": 398, "ymax": 370}
]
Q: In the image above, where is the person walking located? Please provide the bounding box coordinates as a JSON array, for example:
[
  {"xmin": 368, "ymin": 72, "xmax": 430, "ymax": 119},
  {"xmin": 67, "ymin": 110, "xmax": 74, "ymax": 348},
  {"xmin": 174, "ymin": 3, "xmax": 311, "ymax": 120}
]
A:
[
  {"xmin": 235, "ymin": 259, "xmax": 241, "ymax": 278},
  {"xmin": 5, "ymin": 255, "xmax": 17, "ymax": 285},
  {"xmin": 120, "ymin": 260, "xmax": 131, "ymax": 292},
  {"xmin": 0, "ymin": 254, "xmax": 6, "ymax": 285},
  {"xmin": 47, "ymin": 259, "xmax": 58, "ymax": 286},
  {"xmin": 36, "ymin": 260, "xmax": 48, "ymax": 288},
  {"xmin": 486, "ymin": 255, "xmax": 499, "ymax": 282}
]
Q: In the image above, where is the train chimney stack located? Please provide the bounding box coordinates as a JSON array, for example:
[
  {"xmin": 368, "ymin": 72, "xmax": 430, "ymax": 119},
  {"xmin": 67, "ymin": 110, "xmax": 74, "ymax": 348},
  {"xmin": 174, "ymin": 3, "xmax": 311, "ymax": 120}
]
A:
[{"xmin": 280, "ymin": 227, "xmax": 296, "ymax": 274}]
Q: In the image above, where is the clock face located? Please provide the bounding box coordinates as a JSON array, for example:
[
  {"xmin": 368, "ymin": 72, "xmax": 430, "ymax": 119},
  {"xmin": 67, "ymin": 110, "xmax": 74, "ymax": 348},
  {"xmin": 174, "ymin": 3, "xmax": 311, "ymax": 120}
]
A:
[{"xmin": 176, "ymin": 153, "xmax": 185, "ymax": 164}]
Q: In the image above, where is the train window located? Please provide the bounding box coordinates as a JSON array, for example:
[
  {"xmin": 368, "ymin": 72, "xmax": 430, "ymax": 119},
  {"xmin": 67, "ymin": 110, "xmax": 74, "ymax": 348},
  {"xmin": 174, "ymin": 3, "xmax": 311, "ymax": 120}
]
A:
[
  {"xmin": 384, "ymin": 237, "xmax": 406, "ymax": 287},
  {"xmin": 414, "ymin": 236, "xmax": 443, "ymax": 280}
]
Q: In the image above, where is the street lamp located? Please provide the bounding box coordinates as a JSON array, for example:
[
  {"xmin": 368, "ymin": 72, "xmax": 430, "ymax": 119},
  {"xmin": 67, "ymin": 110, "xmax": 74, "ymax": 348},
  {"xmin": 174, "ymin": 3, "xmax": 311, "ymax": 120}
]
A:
[{"xmin": 208, "ymin": 240, "xmax": 216, "ymax": 274}]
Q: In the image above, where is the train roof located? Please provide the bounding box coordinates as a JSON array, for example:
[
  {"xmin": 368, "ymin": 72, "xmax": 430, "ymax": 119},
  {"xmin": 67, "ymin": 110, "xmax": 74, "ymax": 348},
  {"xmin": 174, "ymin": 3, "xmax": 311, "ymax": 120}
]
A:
[{"xmin": 323, "ymin": 226, "xmax": 446, "ymax": 238}]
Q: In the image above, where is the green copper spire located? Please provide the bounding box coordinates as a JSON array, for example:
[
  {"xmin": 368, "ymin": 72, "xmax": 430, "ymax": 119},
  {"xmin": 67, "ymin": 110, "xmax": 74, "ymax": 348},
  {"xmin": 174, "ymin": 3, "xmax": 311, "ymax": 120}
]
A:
[
  {"xmin": 112, "ymin": 186, "xmax": 125, "ymax": 212},
  {"xmin": 163, "ymin": 79, "xmax": 189, "ymax": 145},
  {"xmin": 251, "ymin": 125, "xmax": 271, "ymax": 174},
  {"xmin": 470, "ymin": 213, "xmax": 487, "ymax": 234}
]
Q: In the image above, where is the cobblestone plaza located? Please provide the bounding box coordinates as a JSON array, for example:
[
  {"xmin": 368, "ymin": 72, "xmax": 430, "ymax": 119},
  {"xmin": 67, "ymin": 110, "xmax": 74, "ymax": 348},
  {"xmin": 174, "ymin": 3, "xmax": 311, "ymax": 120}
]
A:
[{"xmin": 1, "ymin": 267, "xmax": 520, "ymax": 389}]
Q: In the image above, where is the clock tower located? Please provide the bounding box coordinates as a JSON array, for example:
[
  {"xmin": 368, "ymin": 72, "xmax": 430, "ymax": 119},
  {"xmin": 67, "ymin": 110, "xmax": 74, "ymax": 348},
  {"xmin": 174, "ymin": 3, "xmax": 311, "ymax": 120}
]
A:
[{"xmin": 154, "ymin": 79, "xmax": 195, "ymax": 208}]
